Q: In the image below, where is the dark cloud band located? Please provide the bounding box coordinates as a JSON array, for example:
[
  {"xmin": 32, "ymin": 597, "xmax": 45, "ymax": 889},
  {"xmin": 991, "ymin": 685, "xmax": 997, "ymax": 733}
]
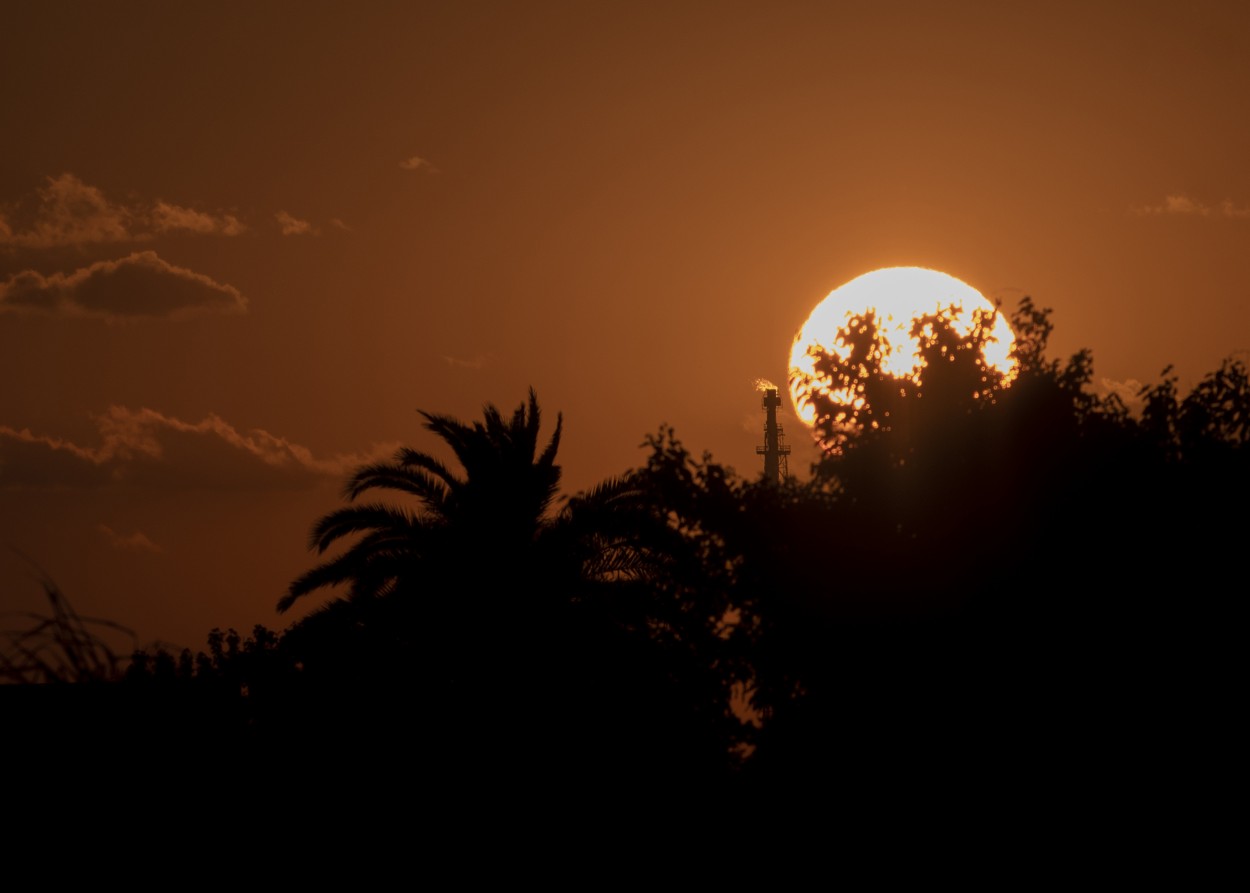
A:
[{"xmin": 0, "ymin": 251, "xmax": 247, "ymax": 321}]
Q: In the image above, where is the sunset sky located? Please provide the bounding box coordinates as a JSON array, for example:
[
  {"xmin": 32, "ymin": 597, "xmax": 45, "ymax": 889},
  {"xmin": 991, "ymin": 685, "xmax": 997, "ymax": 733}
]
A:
[{"xmin": 3, "ymin": 1, "xmax": 1249, "ymax": 649}]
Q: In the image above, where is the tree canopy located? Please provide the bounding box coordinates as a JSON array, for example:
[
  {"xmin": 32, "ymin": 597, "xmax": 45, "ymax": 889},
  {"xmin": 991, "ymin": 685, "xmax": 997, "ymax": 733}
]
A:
[{"xmin": 24, "ymin": 296, "xmax": 1241, "ymax": 817}]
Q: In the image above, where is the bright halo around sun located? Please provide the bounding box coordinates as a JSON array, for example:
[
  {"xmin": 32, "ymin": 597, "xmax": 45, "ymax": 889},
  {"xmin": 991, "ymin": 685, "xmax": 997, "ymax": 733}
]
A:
[{"xmin": 788, "ymin": 267, "xmax": 1017, "ymax": 430}]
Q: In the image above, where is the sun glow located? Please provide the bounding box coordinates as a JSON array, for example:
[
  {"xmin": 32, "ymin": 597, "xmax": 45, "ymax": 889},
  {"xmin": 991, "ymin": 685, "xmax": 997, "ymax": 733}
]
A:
[{"xmin": 788, "ymin": 267, "xmax": 1017, "ymax": 428}]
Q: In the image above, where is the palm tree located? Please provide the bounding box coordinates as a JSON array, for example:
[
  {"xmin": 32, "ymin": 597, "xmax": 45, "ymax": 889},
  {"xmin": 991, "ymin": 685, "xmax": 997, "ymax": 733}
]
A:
[
  {"xmin": 273, "ymin": 390, "xmax": 764, "ymax": 788},
  {"xmin": 278, "ymin": 387, "xmax": 564, "ymax": 614}
]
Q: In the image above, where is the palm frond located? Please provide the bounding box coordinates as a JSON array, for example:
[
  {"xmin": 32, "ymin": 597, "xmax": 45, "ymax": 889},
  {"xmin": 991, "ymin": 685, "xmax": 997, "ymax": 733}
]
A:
[
  {"xmin": 564, "ymin": 473, "xmax": 643, "ymax": 512},
  {"xmin": 536, "ymin": 414, "xmax": 563, "ymax": 471},
  {"xmin": 284, "ymin": 388, "xmax": 585, "ymax": 619},
  {"xmin": 307, "ymin": 502, "xmax": 423, "ymax": 553},
  {"xmin": 393, "ymin": 448, "xmax": 464, "ymax": 497},
  {"xmin": 343, "ymin": 459, "xmax": 453, "ymax": 510},
  {"xmin": 281, "ymin": 530, "xmax": 424, "ymax": 611},
  {"xmin": 419, "ymin": 410, "xmax": 480, "ymax": 477}
]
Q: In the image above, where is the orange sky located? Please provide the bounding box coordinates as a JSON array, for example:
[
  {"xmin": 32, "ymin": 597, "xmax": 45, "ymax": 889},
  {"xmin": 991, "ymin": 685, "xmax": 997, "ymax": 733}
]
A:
[{"xmin": 3, "ymin": 1, "xmax": 1249, "ymax": 649}]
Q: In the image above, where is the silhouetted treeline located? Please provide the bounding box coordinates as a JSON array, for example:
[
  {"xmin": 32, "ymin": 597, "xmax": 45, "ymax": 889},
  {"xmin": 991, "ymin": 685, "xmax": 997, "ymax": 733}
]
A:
[{"xmin": 5, "ymin": 298, "xmax": 1243, "ymax": 829}]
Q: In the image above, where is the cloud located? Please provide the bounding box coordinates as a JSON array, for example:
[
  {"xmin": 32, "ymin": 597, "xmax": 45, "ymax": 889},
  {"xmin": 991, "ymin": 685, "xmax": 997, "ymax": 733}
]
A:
[
  {"xmin": 98, "ymin": 524, "xmax": 162, "ymax": 553},
  {"xmin": 1097, "ymin": 378, "xmax": 1146, "ymax": 415},
  {"xmin": 275, "ymin": 210, "xmax": 315, "ymax": 236},
  {"xmin": 0, "ymin": 426, "xmax": 113, "ymax": 488},
  {"xmin": 0, "ymin": 251, "xmax": 247, "ymax": 321},
  {"xmin": 1133, "ymin": 194, "xmax": 1250, "ymax": 218},
  {"xmin": 399, "ymin": 155, "xmax": 436, "ymax": 172},
  {"xmin": 0, "ymin": 173, "xmax": 132, "ymax": 247},
  {"xmin": 151, "ymin": 201, "xmax": 246, "ymax": 236},
  {"xmin": 1219, "ymin": 199, "xmax": 1250, "ymax": 219},
  {"xmin": 0, "ymin": 174, "xmax": 246, "ymax": 248},
  {"xmin": 0, "ymin": 407, "xmax": 399, "ymax": 491}
]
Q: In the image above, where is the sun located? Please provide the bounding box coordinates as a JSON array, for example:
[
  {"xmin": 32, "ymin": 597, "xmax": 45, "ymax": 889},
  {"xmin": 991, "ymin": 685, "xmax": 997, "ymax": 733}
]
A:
[{"xmin": 788, "ymin": 267, "xmax": 1017, "ymax": 431}]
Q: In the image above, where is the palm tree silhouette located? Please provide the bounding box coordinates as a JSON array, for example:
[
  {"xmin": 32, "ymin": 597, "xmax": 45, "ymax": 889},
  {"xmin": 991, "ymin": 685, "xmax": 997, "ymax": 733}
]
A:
[
  {"xmin": 279, "ymin": 387, "xmax": 565, "ymax": 614},
  {"xmin": 275, "ymin": 388, "xmax": 721, "ymax": 788}
]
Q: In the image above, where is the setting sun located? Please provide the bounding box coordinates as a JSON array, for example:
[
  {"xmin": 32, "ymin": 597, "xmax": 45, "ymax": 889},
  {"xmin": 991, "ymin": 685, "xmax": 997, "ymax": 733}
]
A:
[{"xmin": 788, "ymin": 267, "xmax": 1017, "ymax": 429}]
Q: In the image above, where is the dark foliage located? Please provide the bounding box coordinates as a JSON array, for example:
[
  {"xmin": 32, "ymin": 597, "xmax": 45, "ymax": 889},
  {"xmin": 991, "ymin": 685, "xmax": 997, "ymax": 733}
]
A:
[
  {"xmin": 1, "ymin": 556, "xmax": 136, "ymax": 684},
  {"xmin": 7, "ymin": 300, "xmax": 1244, "ymax": 836},
  {"xmin": 735, "ymin": 297, "xmax": 1246, "ymax": 808}
]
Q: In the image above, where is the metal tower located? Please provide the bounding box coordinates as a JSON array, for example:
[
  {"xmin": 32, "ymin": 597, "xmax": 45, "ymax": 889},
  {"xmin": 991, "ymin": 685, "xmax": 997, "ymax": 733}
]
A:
[{"xmin": 756, "ymin": 387, "xmax": 792, "ymax": 483}]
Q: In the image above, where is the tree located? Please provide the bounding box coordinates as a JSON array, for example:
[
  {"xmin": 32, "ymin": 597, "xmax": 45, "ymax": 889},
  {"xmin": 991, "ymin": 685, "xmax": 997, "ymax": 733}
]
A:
[
  {"xmin": 754, "ymin": 296, "xmax": 1250, "ymax": 801},
  {"xmin": 278, "ymin": 387, "xmax": 564, "ymax": 614},
  {"xmin": 794, "ymin": 302, "xmax": 1014, "ymax": 457},
  {"xmin": 276, "ymin": 389, "xmax": 745, "ymax": 791}
]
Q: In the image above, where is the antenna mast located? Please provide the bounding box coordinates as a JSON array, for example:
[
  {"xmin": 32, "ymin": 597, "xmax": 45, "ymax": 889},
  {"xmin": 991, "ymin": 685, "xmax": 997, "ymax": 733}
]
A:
[{"xmin": 756, "ymin": 387, "xmax": 791, "ymax": 483}]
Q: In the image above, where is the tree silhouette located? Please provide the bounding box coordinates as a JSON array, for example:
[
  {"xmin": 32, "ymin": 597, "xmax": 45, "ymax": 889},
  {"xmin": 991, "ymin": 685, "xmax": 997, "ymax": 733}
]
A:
[
  {"xmin": 279, "ymin": 387, "xmax": 563, "ymax": 613},
  {"xmin": 274, "ymin": 388, "xmax": 746, "ymax": 794},
  {"xmin": 723, "ymin": 295, "xmax": 1250, "ymax": 804},
  {"xmin": 10, "ymin": 299, "xmax": 1245, "ymax": 835},
  {"xmin": 793, "ymin": 302, "xmax": 1013, "ymax": 456}
]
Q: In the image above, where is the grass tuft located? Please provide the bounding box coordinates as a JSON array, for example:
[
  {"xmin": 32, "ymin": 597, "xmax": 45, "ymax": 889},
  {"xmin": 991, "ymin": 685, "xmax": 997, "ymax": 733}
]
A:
[{"xmin": 1, "ymin": 550, "xmax": 136, "ymax": 684}]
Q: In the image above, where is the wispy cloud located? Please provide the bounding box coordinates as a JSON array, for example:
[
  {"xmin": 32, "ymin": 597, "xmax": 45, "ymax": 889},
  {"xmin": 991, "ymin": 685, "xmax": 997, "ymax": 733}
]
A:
[
  {"xmin": 0, "ymin": 251, "xmax": 247, "ymax": 321},
  {"xmin": 399, "ymin": 155, "xmax": 436, "ymax": 172},
  {"xmin": 152, "ymin": 200, "xmax": 245, "ymax": 236},
  {"xmin": 1133, "ymin": 194, "xmax": 1250, "ymax": 218},
  {"xmin": 0, "ymin": 407, "xmax": 398, "ymax": 491},
  {"xmin": 98, "ymin": 524, "xmax": 162, "ymax": 553},
  {"xmin": 0, "ymin": 174, "xmax": 247, "ymax": 248},
  {"xmin": 1098, "ymin": 377, "xmax": 1146, "ymax": 415},
  {"xmin": 275, "ymin": 210, "xmax": 315, "ymax": 236}
]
